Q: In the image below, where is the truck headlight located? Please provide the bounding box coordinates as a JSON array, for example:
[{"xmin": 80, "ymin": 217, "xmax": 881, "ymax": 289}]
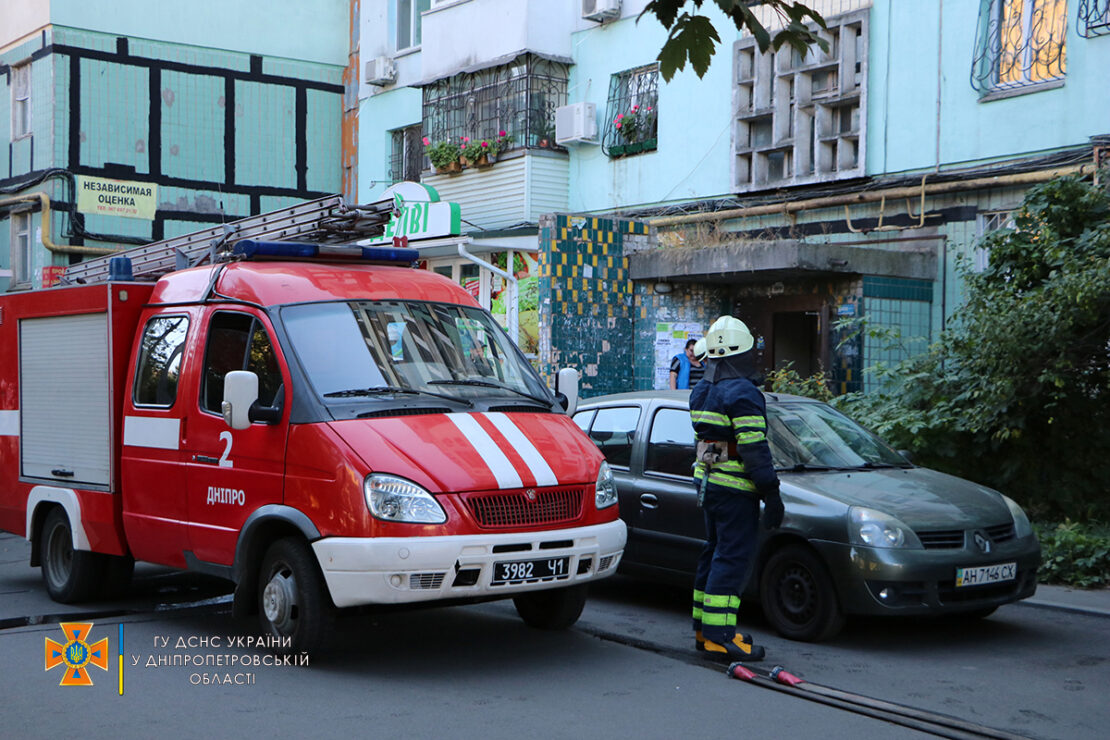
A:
[
  {"xmin": 848, "ymin": 507, "xmax": 922, "ymax": 549},
  {"xmin": 595, "ymin": 461, "xmax": 618, "ymax": 509},
  {"xmin": 1001, "ymin": 494, "xmax": 1034, "ymax": 539},
  {"xmin": 364, "ymin": 474, "xmax": 447, "ymax": 524}
]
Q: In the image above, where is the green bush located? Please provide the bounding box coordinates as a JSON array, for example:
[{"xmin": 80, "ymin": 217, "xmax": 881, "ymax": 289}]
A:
[
  {"xmin": 1034, "ymin": 520, "xmax": 1110, "ymax": 588},
  {"xmin": 766, "ymin": 363, "xmax": 833, "ymax": 401}
]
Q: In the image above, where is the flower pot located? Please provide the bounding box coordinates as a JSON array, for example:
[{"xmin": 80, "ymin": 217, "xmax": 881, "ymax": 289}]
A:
[
  {"xmin": 643, "ymin": 138, "xmax": 658, "ymax": 151},
  {"xmin": 609, "ymin": 144, "xmax": 627, "ymax": 156},
  {"xmin": 474, "ymin": 153, "xmax": 496, "ymax": 168},
  {"xmin": 433, "ymin": 160, "xmax": 462, "ymax": 175},
  {"xmin": 626, "ymin": 142, "xmax": 644, "ymax": 154}
]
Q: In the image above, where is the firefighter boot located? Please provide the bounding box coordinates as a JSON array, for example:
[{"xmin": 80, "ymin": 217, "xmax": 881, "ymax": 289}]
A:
[
  {"xmin": 695, "ymin": 629, "xmax": 754, "ymax": 652},
  {"xmin": 702, "ymin": 633, "xmax": 766, "ymax": 662}
]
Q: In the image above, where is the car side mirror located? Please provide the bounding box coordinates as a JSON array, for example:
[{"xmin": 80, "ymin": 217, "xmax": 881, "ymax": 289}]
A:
[
  {"xmin": 554, "ymin": 367, "xmax": 579, "ymax": 416},
  {"xmin": 248, "ymin": 383, "xmax": 284, "ymax": 425},
  {"xmin": 222, "ymin": 370, "xmax": 259, "ymax": 430}
]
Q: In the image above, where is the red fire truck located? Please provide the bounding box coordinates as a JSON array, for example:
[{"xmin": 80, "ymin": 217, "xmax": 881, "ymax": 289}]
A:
[{"xmin": 0, "ymin": 196, "xmax": 625, "ymax": 652}]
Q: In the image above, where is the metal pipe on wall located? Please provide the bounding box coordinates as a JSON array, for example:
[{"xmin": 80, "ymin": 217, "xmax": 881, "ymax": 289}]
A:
[{"xmin": 0, "ymin": 192, "xmax": 117, "ymax": 256}]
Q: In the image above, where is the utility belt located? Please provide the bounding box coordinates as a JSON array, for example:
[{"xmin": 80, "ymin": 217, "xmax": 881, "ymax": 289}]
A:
[{"xmin": 696, "ymin": 439, "xmax": 738, "ymax": 465}]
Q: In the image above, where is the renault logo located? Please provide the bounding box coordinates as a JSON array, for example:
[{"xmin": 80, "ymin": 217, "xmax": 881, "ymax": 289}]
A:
[{"xmin": 974, "ymin": 531, "xmax": 991, "ymax": 554}]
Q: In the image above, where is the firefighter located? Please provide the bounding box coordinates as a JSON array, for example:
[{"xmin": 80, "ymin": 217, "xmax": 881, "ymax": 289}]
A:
[{"xmin": 690, "ymin": 315, "xmax": 784, "ymax": 662}]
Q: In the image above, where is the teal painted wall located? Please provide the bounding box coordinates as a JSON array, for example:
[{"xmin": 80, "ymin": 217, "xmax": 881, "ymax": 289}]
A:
[
  {"xmin": 868, "ymin": 0, "xmax": 1110, "ymax": 175},
  {"xmin": 357, "ymin": 86, "xmax": 423, "ymax": 202},
  {"xmin": 566, "ymin": 6, "xmax": 736, "ymax": 213},
  {"xmin": 49, "ymin": 0, "xmax": 349, "ymax": 66}
]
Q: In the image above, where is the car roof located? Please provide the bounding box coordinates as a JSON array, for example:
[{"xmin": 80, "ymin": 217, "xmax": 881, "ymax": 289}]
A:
[{"xmin": 577, "ymin": 388, "xmax": 819, "ymax": 410}]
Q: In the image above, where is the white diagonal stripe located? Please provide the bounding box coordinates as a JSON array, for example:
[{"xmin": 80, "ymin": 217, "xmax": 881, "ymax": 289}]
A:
[
  {"xmin": 484, "ymin": 412, "xmax": 558, "ymax": 487},
  {"xmin": 446, "ymin": 413, "xmax": 522, "ymax": 490},
  {"xmin": 0, "ymin": 410, "xmax": 18, "ymax": 436}
]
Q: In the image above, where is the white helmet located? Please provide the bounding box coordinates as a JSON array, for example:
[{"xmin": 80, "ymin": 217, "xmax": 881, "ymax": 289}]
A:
[
  {"xmin": 692, "ymin": 337, "xmax": 707, "ymax": 362},
  {"xmin": 705, "ymin": 315, "xmax": 754, "ymax": 358}
]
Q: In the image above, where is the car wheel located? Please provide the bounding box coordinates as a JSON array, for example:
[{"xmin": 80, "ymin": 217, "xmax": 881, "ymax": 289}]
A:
[
  {"xmin": 258, "ymin": 538, "xmax": 333, "ymax": 655},
  {"xmin": 513, "ymin": 584, "xmax": 589, "ymax": 630},
  {"xmin": 40, "ymin": 508, "xmax": 105, "ymax": 603},
  {"xmin": 760, "ymin": 544, "xmax": 845, "ymax": 642}
]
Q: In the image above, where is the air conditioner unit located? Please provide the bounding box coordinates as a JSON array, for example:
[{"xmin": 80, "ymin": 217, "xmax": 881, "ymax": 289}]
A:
[
  {"xmin": 582, "ymin": 0, "xmax": 621, "ymax": 23},
  {"xmin": 555, "ymin": 102, "xmax": 598, "ymax": 145},
  {"xmin": 364, "ymin": 56, "xmax": 396, "ymax": 86}
]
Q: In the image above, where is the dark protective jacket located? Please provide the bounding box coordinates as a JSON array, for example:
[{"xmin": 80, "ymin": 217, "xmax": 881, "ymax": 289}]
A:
[{"xmin": 689, "ymin": 360, "xmax": 778, "ymax": 499}]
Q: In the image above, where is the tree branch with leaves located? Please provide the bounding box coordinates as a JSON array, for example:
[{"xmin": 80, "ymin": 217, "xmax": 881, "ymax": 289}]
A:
[{"xmin": 640, "ymin": 0, "xmax": 828, "ymax": 82}]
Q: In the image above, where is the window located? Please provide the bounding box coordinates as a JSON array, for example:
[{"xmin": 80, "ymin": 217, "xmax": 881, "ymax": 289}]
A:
[
  {"xmin": 602, "ymin": 64, "xmax": 659, "ymax": 158},
  {"xmin": 11, "ymin": 62, "xmax": 31, "ymax": 139},
  {"xmin": 645, "ymin": 408, "xmax": 695, "ymax": 477},
  {"xmin": 390, "ymin": 124, "xmax": 424, "ymax": 183},
  {"xmin": 974, "ymin": 209, "xmax": 1017, "ymax": 272},
  {"xmin": 201, "ymin": 313, "xmax": 283, "ymax": 415},
  {"xmin": 586, "ymin": 406, "xmax": 641, "ymax": 468},
  {"xmin": 421, "ymin": 53, "xmax": 568, "ymax": 155},
  {"xmin": 11, "ymin": 211, "xmax": 32, "ymax": 285},
  {"xmin": 971, "ymin": 0, "xmax": 1067, "ymax": 94},
  {"xmin": 733, "ymin": 10, "xmax": 867, "ymax": 191},
  {"xmin": 397, "ymin": 0, "xmax": 431, "ymax": 51},
  {"xmin": 1078, "ymin": 0, "xmax": 1110, "ymax": 37},
  {"xmin": 134, "ymin": 316, "xmax": 190, "ymax": 407}
]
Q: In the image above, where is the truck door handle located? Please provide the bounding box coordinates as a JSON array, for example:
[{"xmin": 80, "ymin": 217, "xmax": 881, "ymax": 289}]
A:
[
  {"xmin": 639, "ymin": 493, "xmax": 659, "ymax": 509},
  {"xmin": 193, "ymin": 454, "xmax": 220, "ymax": 464},
  {"xmin": 51, "ymin": 469, "xmax": 75, "ymax": 478}
]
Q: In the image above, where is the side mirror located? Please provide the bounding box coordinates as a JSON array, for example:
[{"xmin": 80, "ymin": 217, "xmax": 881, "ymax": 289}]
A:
[
  {"xmin": 222, "ymin": 370, "xmax": 259, "ymax": 430},
  {"xmin": 555, "ymin": 367, "xmax": 580, "ymax": 416}
]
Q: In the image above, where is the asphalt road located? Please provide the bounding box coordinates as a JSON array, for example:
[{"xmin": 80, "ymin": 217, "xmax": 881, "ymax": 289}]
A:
[{"xmin": 2, "ymin": 531, "xmax": 1107, "ymax": 740}]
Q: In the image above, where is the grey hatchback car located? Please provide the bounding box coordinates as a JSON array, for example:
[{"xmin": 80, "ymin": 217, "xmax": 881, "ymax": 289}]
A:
[{"xmin": 572, "ymin": 391, "xmax": 1040, "ymax": 642}]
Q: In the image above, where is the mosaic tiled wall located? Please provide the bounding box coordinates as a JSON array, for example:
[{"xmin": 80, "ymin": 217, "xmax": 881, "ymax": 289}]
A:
[
  {"xmin": 537, "ymin": 214, "xmax": 645, "ymax": 397},
  {"xmin": 860, "ymin": 276, "xmax": 933, "ymax": 393}
]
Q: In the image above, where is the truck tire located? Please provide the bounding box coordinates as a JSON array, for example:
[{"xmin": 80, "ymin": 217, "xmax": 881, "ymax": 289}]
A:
[
  {"xmin": 512, "ymin": 584, "xmax": 588, "ymax": 630},
  {"xmin": 258, "ymin": 538, "xmax": 332, "ymax": 655},
  {"xmin": 759, "ymin": 543, "xmax": 845, "ymax": 642},
  {"xmin": 40, "ymin": 508, "xmax": 105, "ymax": 603}
]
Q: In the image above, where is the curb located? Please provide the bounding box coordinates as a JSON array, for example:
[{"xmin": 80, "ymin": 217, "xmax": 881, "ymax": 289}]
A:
[{"xmin": 1017, "ymin": 598, "xmax": 1110, "ymax": 619}]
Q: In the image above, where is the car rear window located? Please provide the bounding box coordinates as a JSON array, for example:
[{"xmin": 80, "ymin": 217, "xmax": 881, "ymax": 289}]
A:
[
  {"xmin": 588, "ymin": 406, "xmax": 640, "ymax": 468},
  {"xmin": 646, "ymin": 407, "xmax": 695, "ymax": 477}
]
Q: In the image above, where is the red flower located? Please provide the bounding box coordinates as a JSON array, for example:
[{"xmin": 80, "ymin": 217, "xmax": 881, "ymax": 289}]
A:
[
  {"xmin": 422, "ymin": 137, "xmax": 431, "ymax": 146},
  {"xmin": 631, "ymin": 104, "xmax": 639, "ymax": 113},
  {"xmin": 481, "ymin": 141, "xmax": 490, "ymax": 148},
  {"xmin": 499, "ymin": 130, "xmax": 507, "ymax": 137}
]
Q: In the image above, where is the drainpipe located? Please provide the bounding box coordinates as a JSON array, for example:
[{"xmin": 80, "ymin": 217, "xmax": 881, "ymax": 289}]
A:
[
  {"xmin": 648, "ymin": 165, "xmax": 1086, "ymax": 228},
  {"xmin": 457, "ymin": 242, "xmax": 519, "ymax": 346},
  {"xmin": 0, "ymin": 192, "xmax": 117, "ymax": 256}
]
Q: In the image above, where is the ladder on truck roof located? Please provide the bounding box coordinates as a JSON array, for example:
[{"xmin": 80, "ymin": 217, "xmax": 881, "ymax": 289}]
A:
[{"xmin": 64, "ymin": 194, "xmax": 398, "ymax": 285}]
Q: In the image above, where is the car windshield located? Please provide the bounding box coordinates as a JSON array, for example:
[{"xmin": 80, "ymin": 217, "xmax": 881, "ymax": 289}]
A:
[
  {"xmin": 280, "ymin": 300, "xmax": 552, "ymax": 407},
  {"xmin": 767, "ymin": 401, "xmax": 908, "ymax": 469}
]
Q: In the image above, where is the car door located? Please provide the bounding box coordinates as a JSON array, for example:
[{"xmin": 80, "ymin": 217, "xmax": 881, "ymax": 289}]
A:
[
  {"xmin": 628, "ymin": 405, "xmax": 706, "ymax": 575},
  {"xmin": 576, "ymin": 405, "xmax": 643, "ymax": 560},
  {"xmin": 182, "ymin": 308, "xmax": 290, "ymax": 566}
]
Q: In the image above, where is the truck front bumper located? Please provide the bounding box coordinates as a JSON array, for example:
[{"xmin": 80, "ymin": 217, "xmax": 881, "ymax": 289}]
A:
[{"xmin": 312, "ymin": 520, "xmax": 627, "ymax": 608}]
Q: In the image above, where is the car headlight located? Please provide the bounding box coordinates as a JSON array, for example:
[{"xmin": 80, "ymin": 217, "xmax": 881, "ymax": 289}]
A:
[
  {"xmin": 364, "ymin": 474, "xmax": 447, "ymax": 524},
  {"xmin": 848, "ymin": 507, "xmax": 922, "ymax": 549},
  {"xmin": 1001, "ymin": 494, "xmax": 1034, "ymax": 539},
  {"xmin": 595, "ymin": 461, "xmax": 618, "ymax": 509}
]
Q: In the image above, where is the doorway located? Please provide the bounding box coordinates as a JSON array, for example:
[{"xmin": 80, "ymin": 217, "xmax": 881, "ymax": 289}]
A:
[{"xmin": 772, "ymin": 311, "xmax": 819, "ymax": 377}]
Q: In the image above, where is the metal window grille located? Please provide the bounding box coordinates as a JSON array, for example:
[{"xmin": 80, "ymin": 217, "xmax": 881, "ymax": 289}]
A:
[
  {"xmin": 420, "ymin": 54, "xmax": 568, "ymax": 155},
  {"xmin": 1078, "ymin": 0, "xmax": 1110, "ymax": 36},
  {"xmin": 971, "ymin": 0, "xmax": 1068, "ymax": 93},
  {"xmin": 390, "ymin": 124, "xmax": 425, "ymax": 183},
  {"xmin": 12, "ymin": 63, "xmax": 31, "ymax": 139},
  {"xmin": 974, "ymin": 209, "xmax": 1017, "ymax": 272},
  {"xmin": 602, "ymin": 64, "xmax": 659, "ymax": 157}
]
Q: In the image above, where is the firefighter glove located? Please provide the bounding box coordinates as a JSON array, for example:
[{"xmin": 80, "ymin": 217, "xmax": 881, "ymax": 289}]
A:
[{"xmin": 762, "ymin": 491, "xmax": 784, "ymax": 530}]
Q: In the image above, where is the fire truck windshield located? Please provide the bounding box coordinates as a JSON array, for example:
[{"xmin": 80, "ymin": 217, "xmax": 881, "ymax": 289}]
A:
[{"xmin": 280, "ymin": 300, "xmax": 553, "ymax": 408}]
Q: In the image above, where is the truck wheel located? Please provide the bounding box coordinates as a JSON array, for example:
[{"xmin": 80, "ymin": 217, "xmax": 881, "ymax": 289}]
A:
[
  {"xmin": 759, "ymin": 544, "xmax": 845, "ymax": 642},
  {"xmin": 40, "ymin": 508, "xmax": 105, "ymax": 603},
  {"xmin": 258, "ymin": 538, "xmax": 332, "ymax": 655},
  {"xmin": 512, "ymin": 584, "xmax": 588, "ymax": 630}
]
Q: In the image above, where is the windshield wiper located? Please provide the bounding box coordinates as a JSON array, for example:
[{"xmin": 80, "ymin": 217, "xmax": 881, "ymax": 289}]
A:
[
  {"xmin": 782, "ymin": 463, "xmax": 841, "ymax": 472},
  {"xmin": 323, "ymin": 386, "xmax": 472, "ymax": 407},
  {"xmin": 427, "ymin": 379, "xmax": 552, "ymax": 407}
]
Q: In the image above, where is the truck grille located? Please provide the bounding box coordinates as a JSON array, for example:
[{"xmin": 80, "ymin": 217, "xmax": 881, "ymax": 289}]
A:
[{"xmin": 463, "ymin": 486, "xmax": 586, "ymax": 528}]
